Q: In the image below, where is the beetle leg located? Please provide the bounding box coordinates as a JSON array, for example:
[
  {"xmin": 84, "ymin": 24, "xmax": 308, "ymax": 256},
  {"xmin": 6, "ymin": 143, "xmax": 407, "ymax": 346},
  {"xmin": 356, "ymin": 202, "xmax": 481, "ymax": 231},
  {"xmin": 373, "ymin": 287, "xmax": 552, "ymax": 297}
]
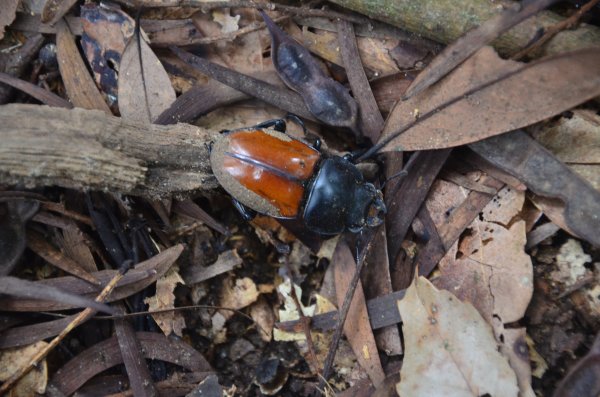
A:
[
  {"xmin": 343, "ymin": 149, "xmax": 368, "ymax": 164},
  {"xmin": 284, "ymin": 113, "xmax": 307, "ymax": 134},
  {"xmin": 232, "ymin": 199, "xmax": 257, "ymax": 221},
  {"xmin": 283, "ymin": 113, "xmax": 323, "ymax": 150},
  {"xmin": 253, "ymin": 119, "xmax": 287, "ymax": 132}
]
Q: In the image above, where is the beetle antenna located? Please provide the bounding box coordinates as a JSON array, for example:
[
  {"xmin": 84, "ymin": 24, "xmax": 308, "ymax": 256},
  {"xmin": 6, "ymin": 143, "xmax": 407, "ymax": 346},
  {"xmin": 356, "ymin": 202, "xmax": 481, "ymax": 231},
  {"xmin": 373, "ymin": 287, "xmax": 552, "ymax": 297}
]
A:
[
  {"xmin": 381, "ymin": 170, "xmax": 408, "ymax": 190},
  {"xmin": 355, "ymin": 60, "xmax": 538, "ymax": 163}
]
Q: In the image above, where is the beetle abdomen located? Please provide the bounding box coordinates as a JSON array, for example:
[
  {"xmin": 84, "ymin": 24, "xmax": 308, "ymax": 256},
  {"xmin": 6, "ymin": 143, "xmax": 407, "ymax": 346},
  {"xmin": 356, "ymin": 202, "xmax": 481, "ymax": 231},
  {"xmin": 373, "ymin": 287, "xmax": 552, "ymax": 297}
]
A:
[{"xmin": 210, "ymin": 128, "xmax": 320, "ymax": 218}]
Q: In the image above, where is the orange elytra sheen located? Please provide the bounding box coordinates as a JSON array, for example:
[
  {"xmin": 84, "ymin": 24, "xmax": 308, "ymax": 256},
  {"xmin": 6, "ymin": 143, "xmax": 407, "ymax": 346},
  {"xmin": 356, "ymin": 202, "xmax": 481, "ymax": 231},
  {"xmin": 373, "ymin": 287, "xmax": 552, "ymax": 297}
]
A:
[
  {"xmin": 227, "ymin": 129, "xmax": 320, "ymax": 179},
  {"xmin": 223, "ymin": 129, "xmax": 320, "ymax": 217}
]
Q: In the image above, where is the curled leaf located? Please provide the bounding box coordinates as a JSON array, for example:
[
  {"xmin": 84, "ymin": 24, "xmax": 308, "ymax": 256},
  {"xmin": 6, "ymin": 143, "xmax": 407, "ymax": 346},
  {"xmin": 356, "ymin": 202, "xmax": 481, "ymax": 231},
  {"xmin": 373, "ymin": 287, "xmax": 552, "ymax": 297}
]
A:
[{"xmin": 261, "ymin": 11, "xmax": 358, "ymax": 131}]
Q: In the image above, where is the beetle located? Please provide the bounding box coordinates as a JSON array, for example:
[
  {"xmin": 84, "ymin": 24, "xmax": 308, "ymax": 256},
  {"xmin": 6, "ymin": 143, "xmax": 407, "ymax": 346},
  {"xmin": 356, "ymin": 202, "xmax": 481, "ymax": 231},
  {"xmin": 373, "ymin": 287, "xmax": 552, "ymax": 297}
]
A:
[{"xmin": 210, "ymin": 118, "xmax": 386, "ymax": 237}]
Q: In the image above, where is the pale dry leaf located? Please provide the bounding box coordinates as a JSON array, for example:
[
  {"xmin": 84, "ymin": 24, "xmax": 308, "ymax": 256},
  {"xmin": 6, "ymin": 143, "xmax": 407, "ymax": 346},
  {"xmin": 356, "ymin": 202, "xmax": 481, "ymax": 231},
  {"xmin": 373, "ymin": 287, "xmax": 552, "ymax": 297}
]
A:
[
  {"xmin": 219, "ymin": 276, "xmax": 259, "ymax": 321},
  {"xmin": 397, "ymin": 277, "xmax": 518, "ymax": 397},
  {"xmin": 249, "ymin": 296, "xmax": 275, "ymax": 342},
  {"xmin": 550, "ymin": 239, "xmax": 591, "ymax": 287},
  {"xmin": 273, "ymin": 277, "xmax": 315, "ymax": 342},
  {"xmin": 118, "ymin": 31, "xmax": 176, "ymax": 123},
  {"xmin": 212, "ymin": 9, "xmax": 240, "ymax": 34},
  {"xmin": 144, "ymin": 266, "xmax": 186, "ymax": 336},
  {"xmin": 498, "ymin": 327, "xmax": 535, "ymax": 397},
  {"xmin": 0, "ymin": 341, "xmax": 48, "ymax": 397}
]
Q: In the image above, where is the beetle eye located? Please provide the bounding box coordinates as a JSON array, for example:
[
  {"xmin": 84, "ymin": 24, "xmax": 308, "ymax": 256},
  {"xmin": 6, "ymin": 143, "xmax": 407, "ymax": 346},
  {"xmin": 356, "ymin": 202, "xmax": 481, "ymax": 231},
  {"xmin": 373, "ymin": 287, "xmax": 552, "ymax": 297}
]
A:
[{"xmin": 366, "ymin": 196, "xmax": 386, "ymax": 227}]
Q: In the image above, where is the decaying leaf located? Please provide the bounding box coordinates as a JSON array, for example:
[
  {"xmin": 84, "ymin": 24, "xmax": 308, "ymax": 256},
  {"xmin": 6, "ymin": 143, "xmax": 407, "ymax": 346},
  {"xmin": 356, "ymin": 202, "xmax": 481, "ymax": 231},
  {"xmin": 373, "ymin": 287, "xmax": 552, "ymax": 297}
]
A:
[
  {"xmin": 118, "ymin": 29, "xmax": 176, "ymax": 123},
  {"xmin": 0, "ymin": 0, "xmax": 19, "ymax": 40},
  {"xmin": 0, "ymin": 200, "xmax": 38, "ymax": 275},
  {"xmin": 378, "ymin": 46, "xmax": 600, "ymax": 151},
  {"xmin": 404, "ymin": 0, "xmax": 556, "ymax": 98},
  {"xmin": 531, "ymin": 110, "xmax": 600, "ymax": 191},
  {"xmin": 426, "ymin": 180, "xmax": 534, "ymax": 396},
  {"xmin": 332, "ymin": 241, "xmax": 385, "ymax": 386},
  {"xmin": 144, "ymin": 266, "xmax": 186, "ymax": 337},
  {"xmin": 273, "ymin": 278, "xmax": 316, "ymax": 343},
  {"xmin": 433, "ymin": 185, "xmax": 533, "ymax": 324},
  {"xmin": 470, "ymin": 130, "xmax": 600, "ymax": 247},
  {"xmin": 261, "ymin": 11, "xmax": 359, "ymax": 131},
  {"xmin": 397, "ymin": 277, "xmax": 518, "ymax": 397},
  {"xmin": 249, "ymin": 296, "xmax": 275, "ymax": 342},
  {"xmin": 219, "ymin": 276, "xmax": 259, "ymax": 319},
  {"xmin": 80, "ymin": 3, "xmax": 134, "ymax": 102},
  {"xmin": 550, "ymin": 239, "xmax": 592, "ymax": 287},
  {"xmin": 0, "ymin": 341, "xmax": 48, "ymax": 397},
  {"xmin": 212, "ymin": 9, "xmax": 240, "ymax": 34},
  {"xmin": 55, "ymin": 20, "xmax": 111, "ymax": 113}
]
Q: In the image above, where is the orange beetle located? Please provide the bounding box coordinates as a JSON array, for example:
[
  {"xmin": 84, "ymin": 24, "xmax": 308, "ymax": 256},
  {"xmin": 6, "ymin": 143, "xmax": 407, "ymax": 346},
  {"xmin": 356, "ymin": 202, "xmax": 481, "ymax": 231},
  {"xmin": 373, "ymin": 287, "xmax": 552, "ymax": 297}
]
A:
[{"xmin": 210, "ymin": 120, "xmax": 386, "ymax": 237}]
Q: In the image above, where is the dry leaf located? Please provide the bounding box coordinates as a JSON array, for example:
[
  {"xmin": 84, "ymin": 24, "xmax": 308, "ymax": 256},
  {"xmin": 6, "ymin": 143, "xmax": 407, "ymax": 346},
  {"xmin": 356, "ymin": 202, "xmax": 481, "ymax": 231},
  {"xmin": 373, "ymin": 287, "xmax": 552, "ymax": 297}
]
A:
[
  {"xmin": 249, "ymin": 296, "xmax": 275, "ymax": 342},
  {"xmin": 550, "ymin": 239, "xmax": 592, "ymax": 287},
  {"xmin": 80, "ymin": 3, "xmax": 134, "ymax": 102},
  {"xmin": 289, "ymin": 25, "xmax": 399, "ymax": 76},
  {"xmin": 531, "ymin": 110, "xmax": 600, "ymax": 191},
  {"xmin": 273, "ymin": 278, "xmax": 316, "ymax": 342},
  {"xmin": 212, "ymin": 9, "xmax": 240, "ymax": 34},
  {"xmin": 0, "ymin": 341, "xmax": 48, "ymax": 397},
  {"xmin": 427, "ymin": 181, "xmax": 534, "ymax": 397},
  {"xmin": 499, "ymin": 328, "xmax": 536, "ymax": 397},
  {"xmin": 55, "ymin": 20, "xmax": 111, "ymax": 113},
  {"xmin": 379, "ymin": 47, "xmax": 600, "ymax": 151},
  {"xmin": 118, "ymin": 32, "xmax": 176, "ymax": 123},
  {"xmin": 219, "ymin": 276, "xmax": 259, "ymax": 319},
  {"xmin": 144, "ymin": 266, "xmax": 186, "ymax": 336},
  {"xmin": 433, "ymin": 185, "xmax": 533, "ymax": 324},
  {"xmin": 397, "ymin": 277, "xmax": 518, "ymax": 397},
  {"xmin": 0, "ymin": 0, "xmax": 19, "ymax": 40},
  {"xmin": 332, "ymin": 241, "xmax": 385, "ymax": 386}
]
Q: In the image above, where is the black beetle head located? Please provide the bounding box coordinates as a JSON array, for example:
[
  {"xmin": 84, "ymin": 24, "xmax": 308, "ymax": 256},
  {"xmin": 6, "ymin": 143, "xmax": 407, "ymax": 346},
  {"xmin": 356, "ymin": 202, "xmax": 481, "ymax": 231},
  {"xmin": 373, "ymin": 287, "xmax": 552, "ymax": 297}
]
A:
[
  {"xmin": 346, "ymin": 183, "xmax": 386, "ymax": 233},
  {"xmin": 365, "ymin": 190, "xmax": 386, "ymax": 228}
]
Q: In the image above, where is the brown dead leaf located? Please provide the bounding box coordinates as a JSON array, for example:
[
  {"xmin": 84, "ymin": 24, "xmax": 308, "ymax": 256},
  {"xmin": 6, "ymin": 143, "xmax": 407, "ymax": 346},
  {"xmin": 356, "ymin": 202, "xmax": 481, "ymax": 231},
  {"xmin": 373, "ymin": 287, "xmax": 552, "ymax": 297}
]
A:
[
  {"xmin": 332, "ymin": 241, "xmax": 385, "ymax": 387},
  {"xmin": 379, "ymin": 47, "xmax": 600, "ymax": 151},
  {"xmin": 404, "ymin": 0, "xmax": 555, "ymax": 98},
  {"xmin": 289, "ymin": 24, "xmax": 399, "ymax": 77},
  {"xmin": 0, "ymin": 342, "xmax": 48, "ymax": 397},
  {"xmin": 56, "ymin": 20, "xmax": 111, "ymax": 113},
  {"xmin": 531, "ymin": 110, "xmax": 600, "ymax": 191},
  {"xmin": 397, "ymin": 277, "xmax": 518, "ymax": 397},
  {"xmin": 0, "ymin": 0, "xmax": 19, "ymax": 40},
  {"xmin": 144, "ymin": 266, "xmax": 186, "ymax": 337},
  {"xmin": 118, "ymin": 31, "xmax": 176, "ymax": 123}
]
